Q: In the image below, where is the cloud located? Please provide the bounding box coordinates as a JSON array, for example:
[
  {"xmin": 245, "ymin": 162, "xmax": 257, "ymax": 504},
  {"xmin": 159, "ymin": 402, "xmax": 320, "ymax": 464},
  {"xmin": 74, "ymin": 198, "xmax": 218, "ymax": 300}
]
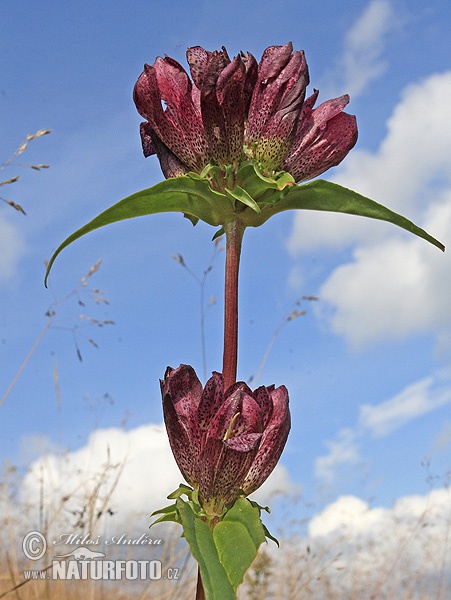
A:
[
  {"xmin": 317, "ymin": 195, "xmax": 451, "ymax": 347},
  {"xmin": 342, "ymin": 0, "xmax": 396, "ymax": 97},
  {"xmin": 322, "ymin": 0, "xmax": 396, "ymax": 99},
  {"xmin": 359, "ymin": 375, "xmax": 451, "ymax": 438},
  {"xmin": 17, "ymin": 421, "xmax": 296, "ymax": 537},
  {"xmin": 256, "ymin": 488, "xmax": 451, "ymax": 598},
  {"xmin": 19, "ymin": 424, "xmax": 180, "ymax": 535},
  {"xmin": 305, "ymin": 488, "xmax": 451, "ymax": 599},
  {"xmin": 314, "ymin": 428, "xmax": 362, "ymax": 485},
  {"xmin": 433, "ymin": 421, "xmax": 451, "ymax": 453},
  {"xmin": 287, "ymin": 70, "xmax": 451, "ymax": 348},
  {"xmin": 315, "ymin": 370, "xmax": 451, "ymax": 485}
]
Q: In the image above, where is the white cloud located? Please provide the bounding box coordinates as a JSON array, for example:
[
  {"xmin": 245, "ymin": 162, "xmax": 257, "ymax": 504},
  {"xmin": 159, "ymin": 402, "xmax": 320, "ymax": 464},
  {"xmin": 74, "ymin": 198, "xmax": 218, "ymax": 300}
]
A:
[
  {"xmin": 317, "ymin": 195, "xmax": 451, "ymax": 347},
  {"xmin": 314, "ymin": 428, "xmax": 362, "ymax": 485},
  {"xmin": 19, "ymin": 423, "xmax": 180, "ymax": 536},
  {"xmin": 308, "ymin": 494, "xmax": 385, "ymax": 537},
  {"xmin": 340, "ymin": 0, "xmax": 396, "ymax": 97},
  {"xmin": 320, "ymin": 0, "xmax": 397, "ymax": 100},
  {"xmin": 300, "ymin": 489, "xmax": 451, "ymax": 597},
  {"xmin": 359, "ymin": 376, "xmax": 451, "ymax": 438},
  {"xmin": 305, "ymin": 488, "xmax": 451, "ymax": 598},
  {"xmin": 315, "ymin": 370, "xmax": 451, "ymax": 485},
  {"xmin": 433, "ymin": 421, "xmax": 451, "ymax": 453},
  {"xmin": 288, "ymin": 71, "xmax": 451, "ymax": 348}
]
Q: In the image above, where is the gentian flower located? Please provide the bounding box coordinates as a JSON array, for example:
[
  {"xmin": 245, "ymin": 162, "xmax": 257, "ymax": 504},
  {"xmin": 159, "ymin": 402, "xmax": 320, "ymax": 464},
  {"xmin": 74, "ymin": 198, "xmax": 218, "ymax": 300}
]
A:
[
  {"xmin": 133, "ymin": 42, "xmax": 357, "ymax": 182},
  {"xmin": 161, "ymin": 364, "xmax": 290, "ymax": 515}
]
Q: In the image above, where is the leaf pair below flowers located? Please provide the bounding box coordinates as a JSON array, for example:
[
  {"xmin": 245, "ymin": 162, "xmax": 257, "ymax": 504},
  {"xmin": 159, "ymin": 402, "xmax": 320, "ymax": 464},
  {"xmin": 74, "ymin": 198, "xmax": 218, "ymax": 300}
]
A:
[{"xmin": 44, "ymin": 167, "xmax": 444, "ymax": 286}]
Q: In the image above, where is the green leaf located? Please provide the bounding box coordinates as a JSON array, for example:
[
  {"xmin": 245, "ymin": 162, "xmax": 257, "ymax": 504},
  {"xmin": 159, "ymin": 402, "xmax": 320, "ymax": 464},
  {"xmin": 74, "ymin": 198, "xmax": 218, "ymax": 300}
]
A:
[
  {"xmin": 176, "ymin": 497, "xmax": 266, "ymax": 599},
  {"xmin": 262, "ymin": 523, "xmax": 279, "ymax": 547},
  {"xmin": 177, "ymin": 498, "xmax": 236, "ymax": 600},
  {"xmin": 44, "ymin": 175, "xmax": 235, "ymax": 286},
  {"xmin": 45, "ymin": 173, "xmax": 443, "ymax": 286},
  {"xmin": 246, "ymin": 498, "xmax": 279, "ymax": 546},
  {"xmin": 241, "ymin": 179, "xmax": 445, "ymax": 251},
  {"xmin": 213, "ymin": 498, "xmax": 266, "ymax": 590},
  {"xmin": 226, "ymin": 186, "xmax": 261, "ymax": 213},
  {"xmin": 167, "ymin": 483, "xmax": 194, "ymax": 500},
  {"xmin": 150, "ymin": 504, "xmax": 177, "ymax": 517},
  {"xmin": 235, "ymin": 161, "xmax": 294, "ymax": 202},
  {"xmin": 150, "ymin": 511, "xmax": 180, "ymax": 526}
]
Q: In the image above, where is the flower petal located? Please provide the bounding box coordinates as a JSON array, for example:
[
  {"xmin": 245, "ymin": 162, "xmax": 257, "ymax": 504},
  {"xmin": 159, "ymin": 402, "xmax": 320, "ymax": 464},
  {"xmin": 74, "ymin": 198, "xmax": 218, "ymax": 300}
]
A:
[
  {"xmin": 251, "ymin": 385, "xmax": 273, "ymax": 429},
  {"xmin": 206, "ymin": 385, "xmax": 247, "ymax": 442},
  {"xmin": 282, "ymin": 94, "xmax": 358, "ymax": 182},
  {"xmin": 224, "ymin": 432, "xmax": 262, "ymax": 452},
  {"xmin": 140, "ymin": 122, "xmax": 190, "ymax": 178},
  {"xmin": 161, "ymin": 365, "xmax": 203, "ymax": 485},
  {"xmin": 139, "ymin": 122, "xmax": 156, "ymax": 158},
  {"xmin": 186, "ymin": 45, "xmax": 213, "ymax": 89},
  {"xmin": 241, "ymin": 51, "xmax": 258, "ymax": 115},
  {"xmin": 200, "ymin": 436, "xmax": 260, "ymax": 507},
  {"xmin": 242, "ymin": 385, "xmax": 291, "ymax": 494},
  {"xmin": 199, "ymin": 51, "xmax": 245, "ymax": 166},
  {"xmin": 246, "ymin": 43, "xmax": 294, "ymax": 142},
  {"xmin": 247, "ymin": 45, "xmax": 309, "ymax": 170},
  {"xmin": 197, "ymin": 371, "xmax": 225, "ymax": 430},
  {"xmin": 133, "ymin": 59, "xmax": 208, "ymax": 172}
]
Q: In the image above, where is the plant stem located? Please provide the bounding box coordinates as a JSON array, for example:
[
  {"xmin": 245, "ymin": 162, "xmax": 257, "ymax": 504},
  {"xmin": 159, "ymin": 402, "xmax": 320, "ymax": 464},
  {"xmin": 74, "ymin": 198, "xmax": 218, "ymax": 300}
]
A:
[
  {"xmin": 196, "ymin": 568, "xmax": 206, "ymax": 600},
  {"xmin": 196, "ymin": 219, "xmax": 243, "ymax": 599},
  {"xmin": 222, "ymin": 219, "xmax": 244, "ymax": 390}
]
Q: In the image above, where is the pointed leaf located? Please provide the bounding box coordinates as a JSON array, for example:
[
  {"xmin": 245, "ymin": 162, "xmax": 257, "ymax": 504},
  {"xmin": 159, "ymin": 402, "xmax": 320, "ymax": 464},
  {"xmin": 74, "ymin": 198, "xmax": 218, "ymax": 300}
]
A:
[
  {"xmin": 150, "ymin": 504, "xmax": 177, "ymax": 517},
  {"xmin": 44, "ymin": 175, "xmax": 235, "ymax": 285},
  {"xmin": 167, "ymin": 483, "xmax": 194, "ymax": 500},
  {"xmin": 241, "ymin": 179, "xmax": 445, "ymax": 251},
  {"xmin": 226, "ymin": 186, "xmax": 261, "ymax": 213},
  {"xmin": 150, "ymin": 511, "xmax": 180, "ymax": 526},
  {"xmin": 262, "ymin": 523, "xmax": 279, "ymax": 547}
]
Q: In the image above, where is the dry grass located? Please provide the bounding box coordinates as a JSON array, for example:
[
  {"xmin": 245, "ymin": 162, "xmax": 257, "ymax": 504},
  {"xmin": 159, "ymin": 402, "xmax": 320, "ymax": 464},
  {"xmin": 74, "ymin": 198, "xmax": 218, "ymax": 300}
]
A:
[
  {"xmin": 0, "ymin": 456, "xmax": 197, "ymax": 600},
  {"xmin": 0, "ymin": 129, "xmax": 51, "ymax": 215}
]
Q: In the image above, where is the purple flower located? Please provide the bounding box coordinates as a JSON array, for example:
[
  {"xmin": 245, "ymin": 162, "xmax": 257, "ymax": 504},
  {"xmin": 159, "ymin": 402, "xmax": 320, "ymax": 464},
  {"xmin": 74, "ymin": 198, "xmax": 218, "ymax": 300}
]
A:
[
  {"xmin": 134, "ymin": 42, "xmax": 357, "ymax": 182},
  {"xmin": 161, "ymin": 364, "xmax": 290, "ymax": 515}
]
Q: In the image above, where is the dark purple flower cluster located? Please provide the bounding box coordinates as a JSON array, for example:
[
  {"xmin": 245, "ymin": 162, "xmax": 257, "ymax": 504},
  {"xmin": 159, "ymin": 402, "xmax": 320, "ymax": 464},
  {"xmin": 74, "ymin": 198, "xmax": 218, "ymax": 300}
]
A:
[{"xmin": 134, "ymin": 42, "xmax": 357, "ymax": 182}]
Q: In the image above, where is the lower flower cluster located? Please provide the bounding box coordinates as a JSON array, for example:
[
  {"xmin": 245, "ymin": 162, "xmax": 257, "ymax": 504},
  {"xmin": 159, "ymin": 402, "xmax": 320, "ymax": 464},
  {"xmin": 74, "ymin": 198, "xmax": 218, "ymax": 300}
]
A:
[{"xmin": 161, "ymin": 364, "xmax": 290, "ymax": 515}]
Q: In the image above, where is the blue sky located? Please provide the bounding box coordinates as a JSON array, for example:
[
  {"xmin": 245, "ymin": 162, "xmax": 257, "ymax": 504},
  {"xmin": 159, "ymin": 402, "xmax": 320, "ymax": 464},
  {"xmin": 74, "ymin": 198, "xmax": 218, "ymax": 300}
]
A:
[{"xmin": 1, "ymin": 0, "xmax": 451, "ymax": 584}]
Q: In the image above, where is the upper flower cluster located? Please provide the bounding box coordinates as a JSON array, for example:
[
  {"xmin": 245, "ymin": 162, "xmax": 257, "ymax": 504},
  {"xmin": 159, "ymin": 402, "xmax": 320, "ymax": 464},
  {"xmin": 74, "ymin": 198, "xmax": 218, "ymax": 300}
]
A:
[
  {"xmin": 161, "ymin": 364, "xmax": 290, "ymax": 515},
  {"xmin": 133, "ymin": 42, "xmax": 357, "ymax": 183}
]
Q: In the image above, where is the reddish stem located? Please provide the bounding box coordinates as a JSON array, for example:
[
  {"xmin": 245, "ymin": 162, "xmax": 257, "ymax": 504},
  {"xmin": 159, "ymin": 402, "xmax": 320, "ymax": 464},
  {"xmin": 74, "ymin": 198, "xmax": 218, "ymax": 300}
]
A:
[
  {"xmin": 222, "ymin": 219, "xmax": 244, "ymax": 390},
  {"xmin": 196, "ymin": 568, "xmax": 206, "ymax": 600},
  {"xmin": 195, "ymin": 221, "xmax": 243, "ymax": 599}
]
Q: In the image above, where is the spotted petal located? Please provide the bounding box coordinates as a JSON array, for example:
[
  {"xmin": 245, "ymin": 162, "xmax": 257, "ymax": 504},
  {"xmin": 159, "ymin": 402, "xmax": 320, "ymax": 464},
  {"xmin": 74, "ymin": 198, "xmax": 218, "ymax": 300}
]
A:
[
  {"xmin": 200, "ymin": 52, "xmax": 246, "ymax": 166},
  {"xmin": 242, "ymin": 385, "xmax": 290, "ymax": 494},
  {"xmin": 133, "ymin": 58, "xmax": 208, "ymax": 172},
  {"xmin": 281, "ymin": 94, "xmax": 358, "ymax": 182}
]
